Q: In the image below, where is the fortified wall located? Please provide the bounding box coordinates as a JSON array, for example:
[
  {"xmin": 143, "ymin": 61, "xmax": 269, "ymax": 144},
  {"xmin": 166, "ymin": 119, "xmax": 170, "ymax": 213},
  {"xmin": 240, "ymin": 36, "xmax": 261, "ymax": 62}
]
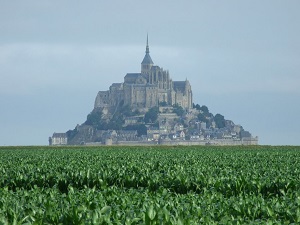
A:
[{"xmin": 84, "ymin": 137, "xmax": 258, "ymax": 146}]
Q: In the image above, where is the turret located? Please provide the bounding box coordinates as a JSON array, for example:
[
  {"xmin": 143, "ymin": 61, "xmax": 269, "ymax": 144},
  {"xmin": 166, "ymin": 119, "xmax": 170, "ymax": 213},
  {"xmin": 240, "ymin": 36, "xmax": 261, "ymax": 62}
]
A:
[{"xmin": 141, "ymin": 34, "xmax": 154, "ymax": 73}]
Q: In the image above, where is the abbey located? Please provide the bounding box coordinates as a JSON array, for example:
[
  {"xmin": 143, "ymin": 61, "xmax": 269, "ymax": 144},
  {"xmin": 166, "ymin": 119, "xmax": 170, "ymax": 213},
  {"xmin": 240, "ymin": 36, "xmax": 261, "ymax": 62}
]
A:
[
  {"xmin": 94, "ymin": 36, "xmax": 193, "ymax": 111},
  {"xmin": 50, "ymin": 36, "xmax": 258, "ymax": 146}
]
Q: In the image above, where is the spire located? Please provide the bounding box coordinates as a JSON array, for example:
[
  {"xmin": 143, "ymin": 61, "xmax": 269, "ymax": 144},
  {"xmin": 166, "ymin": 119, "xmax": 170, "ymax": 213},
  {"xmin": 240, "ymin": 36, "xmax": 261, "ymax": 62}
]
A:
[
  {"xmin": 141, "ymin": 34, "xmax": 153, "ymax": 66},
  {"xmin": 146, "ymin": 33, "xmax": 149, "ymax": 54}
]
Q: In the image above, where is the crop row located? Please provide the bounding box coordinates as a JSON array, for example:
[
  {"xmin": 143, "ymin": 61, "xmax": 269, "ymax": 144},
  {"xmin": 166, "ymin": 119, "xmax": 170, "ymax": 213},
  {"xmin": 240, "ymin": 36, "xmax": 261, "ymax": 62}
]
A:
[
  {"xmin": 1, "ymin": 185, "xmax": 300, "ymax": 224},
  {"xmin": 1, "ymin": 145, "xmax": 300, "ymax": 224},
  {"xmin": 1, "ymin": 146, "xmax": 299, "ymax": 196}
]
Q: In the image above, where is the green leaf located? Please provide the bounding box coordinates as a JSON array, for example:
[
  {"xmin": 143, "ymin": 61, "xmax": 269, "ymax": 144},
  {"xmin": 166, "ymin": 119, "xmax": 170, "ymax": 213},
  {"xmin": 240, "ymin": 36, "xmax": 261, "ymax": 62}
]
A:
[
  {"xmin": 147, "ymin": 205, "xmax": 156, "ymax": 221},
  {"xmin": 100, "ymin": 206, "xmax": 111, "ymax": 215}
]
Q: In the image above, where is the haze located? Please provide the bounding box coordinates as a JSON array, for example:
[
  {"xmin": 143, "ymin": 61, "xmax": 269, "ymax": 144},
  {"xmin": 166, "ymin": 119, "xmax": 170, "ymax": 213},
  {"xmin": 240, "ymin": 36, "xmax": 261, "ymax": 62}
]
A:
[{"xmin": 0, "ymin": 0, "xmax": 299, "ymax": 145}]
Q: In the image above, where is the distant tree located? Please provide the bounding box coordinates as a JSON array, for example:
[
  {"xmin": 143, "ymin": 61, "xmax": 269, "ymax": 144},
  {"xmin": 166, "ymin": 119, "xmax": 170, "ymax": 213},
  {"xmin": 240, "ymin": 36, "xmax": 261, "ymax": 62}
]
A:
[
  {"xmin": 110, "ymin": 115, "xmax": 124, "ymax": 130},
  {"xmin": 144, "ymin": 107, "xmax": 159, "ymax": 123},
  {"xmin": 197, "ymin": 113, "xmax": 208, "ymax": 123},
  {"xmin": 97, "ymin": 121, "xmax": 108, "ymax": 130},
  {"xmin": 108, "ymin": 107, "xmax": 127, "ymax": 130},
  {"xmin": 124, "ymin": 124, "xmax": 147, "ymax": 136},
  {"xmin": 153, "ymin": 121, "xmax": 159, "ymax": 128},
  {"xmin": 198, "ymin": 113, "xmax": 212, "ymax": 128},
  {"xmin": 173, "ymin": 104, "xmax": 185, "ymax": 117},
  {"xmin": 159, "ymin": 101, "xmax": 168, "ymax": 107},
  {"xmin": 133, "ymin": 109, "xmax": 140, "ymax": 115},
  {"xmin": 194, "ymin": 104, "xmax": 201, "ymax": 110},
  {"xmin": 66, "ymin": 127, "xmax": 78, "ymax": 140},
  {"xmin": 199, "ymin": 105, "xmax": 209, "ymax": 114},
  {"xmin": 121, "ymin": 104, "xmax": 133, "ymax": 117},
  {"xmin": 214, "ymin": 113, "xmax": 225, "ymax": 128},
  {"xmin": 85, "ymin": 110, "xmax": 103, "ymax": 127}
]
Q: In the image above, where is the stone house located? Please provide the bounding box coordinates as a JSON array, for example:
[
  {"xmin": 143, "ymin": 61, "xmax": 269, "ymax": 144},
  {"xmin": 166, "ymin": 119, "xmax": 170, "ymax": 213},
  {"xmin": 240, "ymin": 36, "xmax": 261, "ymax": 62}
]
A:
[
  {"xmin": 174, "ymin": 123, "xmax": 184, "ymax": 132},
  {"xmin": 49, "ymin": 133, "xmax": 68, "ymax": 145},
  {"xmin": 190, "ymin": 134, "xmax": 200, "ymax": 140},
  {"xmin": 171, "ymin": 130, "xmax": 185, "ymax": 140},
  {"xmin": 117, "ymin": 130, "xmax": 138, "ymax": 141},
  {"xmin": 147, "ymin": 127, "xmax": 160, "ymax": 141},
  {"xmin": 124, "ymin": 117, "xmax": 140, "ymax": 126}
]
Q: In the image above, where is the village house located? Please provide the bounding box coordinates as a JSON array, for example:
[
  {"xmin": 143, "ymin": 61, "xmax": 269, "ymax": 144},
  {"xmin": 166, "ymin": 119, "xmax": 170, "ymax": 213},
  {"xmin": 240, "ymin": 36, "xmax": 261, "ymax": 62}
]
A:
[
  {"xmin": 49, "ymin": 133, "xmax": 68, "ymax": 146},
  {"xmin": 147, "ymin": 127, "xmax": 160, "ymax": 141},
  {"xmin": 117, "ymin": 130, "xmax": 138, "ymax": 141}
]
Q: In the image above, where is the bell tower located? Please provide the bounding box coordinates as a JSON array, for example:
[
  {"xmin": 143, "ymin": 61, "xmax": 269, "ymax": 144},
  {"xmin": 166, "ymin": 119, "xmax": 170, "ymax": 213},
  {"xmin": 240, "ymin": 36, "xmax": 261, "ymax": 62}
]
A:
[{"xmin": 141, "ymin": 34, "xmax": 154, "ymax": 74}]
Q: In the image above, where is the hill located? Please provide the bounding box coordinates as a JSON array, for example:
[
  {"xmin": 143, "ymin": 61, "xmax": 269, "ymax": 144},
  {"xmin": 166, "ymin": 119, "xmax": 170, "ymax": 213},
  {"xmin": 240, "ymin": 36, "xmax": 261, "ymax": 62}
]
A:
[{"xmin": 49, "ymin": 37, "xmax": 257, "ymax": 146}]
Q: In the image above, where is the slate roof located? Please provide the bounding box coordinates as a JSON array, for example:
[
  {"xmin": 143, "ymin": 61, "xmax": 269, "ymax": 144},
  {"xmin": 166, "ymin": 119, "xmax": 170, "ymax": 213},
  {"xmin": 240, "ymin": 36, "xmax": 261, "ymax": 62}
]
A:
[
  {"xmin": 173, "ymin": 81, "xmax": 186, "ymax": 92},
  {"xmin": 124, "ymin": 73, "xmax": 149, "ymax": 84},
  {"xmin": 141, "ymin": 53, "xmax": 154, "ymax": 65},
  {"xmin": 52, "ymin": 133, "xmax": 67, "ymax": 138},
  {"xmin": 111, "ymin": 83, "xmax": 122, "ymax": 87},
  {"xmin": 125, "ymin": 73, "xmax": 141, "ymax": 79}
]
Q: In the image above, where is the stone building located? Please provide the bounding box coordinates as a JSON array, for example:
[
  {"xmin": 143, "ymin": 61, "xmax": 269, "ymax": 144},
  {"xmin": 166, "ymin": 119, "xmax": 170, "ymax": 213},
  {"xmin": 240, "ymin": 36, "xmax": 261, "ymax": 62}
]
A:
[
  {"xmin": 50, "ymin": 36, "xmax": 259, "ymax": 146},
  {"xmin": 94, "ymin": 36, "xmax": 193, "ymax": 111},
  {"xmin": 49, "ymin": 133, "xmax": 68, "ymax": 145}
]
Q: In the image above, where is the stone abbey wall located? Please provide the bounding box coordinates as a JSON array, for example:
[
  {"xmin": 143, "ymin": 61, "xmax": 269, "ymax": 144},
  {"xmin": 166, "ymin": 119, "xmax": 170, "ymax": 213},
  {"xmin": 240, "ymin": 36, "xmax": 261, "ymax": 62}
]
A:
[
  {"xmin": 94, "ymin": 40, "xmax": 193, "ymax": 111},
  {"xmin": 85, "ymin": 137, "xmax": 259, "ymax": 146},
  {"xmin": 160, "ymin": 138, "xmax": 259, "ymax": 146}
]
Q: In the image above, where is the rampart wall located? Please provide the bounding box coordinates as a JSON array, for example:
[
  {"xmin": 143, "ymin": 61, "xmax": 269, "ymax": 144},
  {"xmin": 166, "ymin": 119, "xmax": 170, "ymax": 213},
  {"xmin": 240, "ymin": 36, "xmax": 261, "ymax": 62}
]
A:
[{"xmin": 85, "ymin": 138, "xmax": 258, "ymax": 146}]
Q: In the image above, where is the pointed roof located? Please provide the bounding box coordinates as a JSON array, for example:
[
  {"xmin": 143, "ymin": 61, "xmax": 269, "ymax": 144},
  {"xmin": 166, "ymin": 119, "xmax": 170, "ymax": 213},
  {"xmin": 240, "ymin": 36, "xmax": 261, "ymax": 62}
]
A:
[{"xmin": 141, "ymin": 34, "xmax": 154, "ymax": 65}]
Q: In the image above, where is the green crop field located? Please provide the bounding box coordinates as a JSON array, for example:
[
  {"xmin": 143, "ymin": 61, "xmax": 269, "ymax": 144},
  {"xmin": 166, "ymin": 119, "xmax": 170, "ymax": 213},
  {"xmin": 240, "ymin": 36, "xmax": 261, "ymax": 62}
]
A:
[{"xmin": 1, "ymin": 146, "xmax": 300, "ymax": 224}]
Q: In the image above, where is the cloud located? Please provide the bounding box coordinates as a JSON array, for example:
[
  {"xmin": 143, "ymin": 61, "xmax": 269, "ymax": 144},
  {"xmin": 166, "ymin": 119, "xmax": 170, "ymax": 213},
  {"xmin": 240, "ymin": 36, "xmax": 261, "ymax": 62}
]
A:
[
  {"xmin": 0, "ymin": 43, "xmax": 182, "ymax": 96},
  {"xmin": 1, "ymin": 42, "xmax": 299, "ymax": 98}
]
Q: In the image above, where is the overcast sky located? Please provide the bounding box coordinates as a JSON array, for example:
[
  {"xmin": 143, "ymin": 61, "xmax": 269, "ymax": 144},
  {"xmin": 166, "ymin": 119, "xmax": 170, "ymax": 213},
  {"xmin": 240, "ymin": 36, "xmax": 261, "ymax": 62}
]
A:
[{"xmin": 1, "ymin": 0, "xmax": 299, "ymax": 146}]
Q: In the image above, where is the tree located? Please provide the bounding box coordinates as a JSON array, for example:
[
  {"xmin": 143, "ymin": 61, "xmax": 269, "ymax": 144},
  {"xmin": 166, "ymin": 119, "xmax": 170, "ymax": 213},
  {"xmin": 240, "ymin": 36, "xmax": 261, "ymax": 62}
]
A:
[
  {"xmin": 124, "ymin": 124, "xmax": 147, "ymax": 136},
  {"xmin": 133, "ymin": 109, "xmax": 140, "ymax": 115},
  {"xmin": 159, "ymin": 101, "xmax": 168, "ymax": 107},
  {"xmin": 121, "ymin": 104, "xmax": 133, "ymax": 117},
  {"xmin": 197, "ymin": 113, "xmax": 210, "ymax": 129},
  {"xmin": 85, "ymin": 110, "xmax": 103, "ymax": 127},
  {"xmin": 66, "ymin": 127, "xmax": 78, "ymax": 140},
  {"xmin": 214, "ymin": 113, "xmax": 225, "ymax": 128},
  {"xmin": 144, "ymin": 107, "xmax": 159, "ymax": 123},
  {"xmin": 194, "ymin": 103, "xmax": 201, "ymax": 110},
  {"xmin": 173, "ymin": 104, "xmax": 185, "ymax": 117},
  {"xmin": 197, "ymin": 113, "xmax": 208, "ymax": 123},
  {"xmin": 97, "ymin": 121, "xmax": 108, "ymax": 130},
  {"xmin": 199, "ymin": 105, "xmax": 209, "ymax": 114}
]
